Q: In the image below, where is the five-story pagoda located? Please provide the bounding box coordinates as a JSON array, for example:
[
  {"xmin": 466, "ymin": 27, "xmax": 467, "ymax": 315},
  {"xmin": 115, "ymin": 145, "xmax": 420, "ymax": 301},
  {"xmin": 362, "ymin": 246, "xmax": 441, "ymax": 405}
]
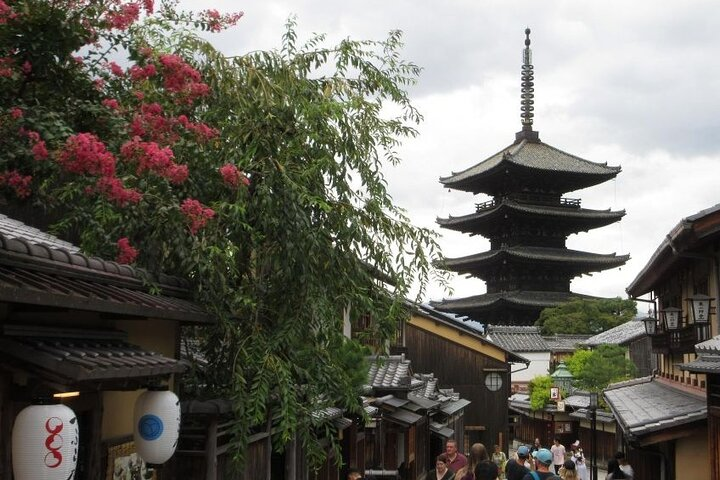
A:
[{"xmin": 431, "ymin": 29, "xmax": 629, "ymax": 326}]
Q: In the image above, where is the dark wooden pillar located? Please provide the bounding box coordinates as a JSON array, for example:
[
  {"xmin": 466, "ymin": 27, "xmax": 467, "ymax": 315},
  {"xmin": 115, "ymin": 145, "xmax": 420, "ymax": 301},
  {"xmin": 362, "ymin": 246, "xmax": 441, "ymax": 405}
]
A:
[
  {"xmin": 205, "ymin": 417, "xmax": 218, "ymax": 480},
  {"xmin": 1, "ymin": 373, "xmax": 14, "ymax": 480}
]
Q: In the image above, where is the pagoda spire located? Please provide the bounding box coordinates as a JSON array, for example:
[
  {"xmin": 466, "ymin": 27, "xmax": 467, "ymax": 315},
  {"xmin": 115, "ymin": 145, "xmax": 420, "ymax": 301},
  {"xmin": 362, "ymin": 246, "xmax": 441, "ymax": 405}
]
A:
[{"xmin": 516, "ymin": 27, "xmax": 540, "ymax": 143}]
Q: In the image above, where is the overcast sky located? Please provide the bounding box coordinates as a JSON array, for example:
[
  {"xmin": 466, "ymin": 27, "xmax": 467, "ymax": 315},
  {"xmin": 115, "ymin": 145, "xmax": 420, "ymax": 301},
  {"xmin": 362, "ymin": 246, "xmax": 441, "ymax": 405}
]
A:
[{"xmin": 189, "ymin": 0, "xmax": 720, "ymax": 306}]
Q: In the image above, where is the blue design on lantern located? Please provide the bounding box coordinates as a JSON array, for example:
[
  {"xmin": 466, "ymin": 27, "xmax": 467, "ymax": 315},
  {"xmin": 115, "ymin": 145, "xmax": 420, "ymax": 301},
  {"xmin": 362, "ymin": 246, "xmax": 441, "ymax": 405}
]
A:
[{"xmin": 138, "ymin": 414, "xmax": 164, "ymax": 441}]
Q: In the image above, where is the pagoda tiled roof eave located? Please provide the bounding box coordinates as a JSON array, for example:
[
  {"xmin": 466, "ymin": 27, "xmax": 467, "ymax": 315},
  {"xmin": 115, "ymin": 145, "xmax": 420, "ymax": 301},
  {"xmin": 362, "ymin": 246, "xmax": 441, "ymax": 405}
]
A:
[
  {"xmin": 440, "ymin": 247, "xmax": 630, "ymax": 269},
  {"xmin": 439, "ymin": 139, "xmax": 621, "ymax": 192},
  {"xmin": 430, "ymin": 290, "xmax": 597, "ymax": 311},
  {"xmin": 437, "ymin": 202, "xmax": 625, "ymax": 229}
]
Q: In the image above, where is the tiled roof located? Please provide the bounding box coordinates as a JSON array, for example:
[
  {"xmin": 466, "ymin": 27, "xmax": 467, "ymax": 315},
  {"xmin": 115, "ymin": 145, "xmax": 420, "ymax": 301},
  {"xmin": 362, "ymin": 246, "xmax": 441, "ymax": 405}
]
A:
[
  {"xmin": 486, "ymin": 325, "xmax": 546, "ymax": 352},
  {"xmin": 679, "ymin": 354, "xmax": 720, "ymax": 374},
  {"xmin": 582, "ymin": 320, "xmax": 647, "ymax": 347},
  {"xmin": 367, "ymin": 355, "xmax": 413, "ymax": 389},
  {"xmin": 694, "ymin": 334, "xmax": 720, "ymax": 353},
  {"xmin": 432, "ymin": 291, "xmax": 594, "ymax": 314},
  {"xmin": 0, "ymin": 214, "xmax": 80, "ymax": 252},
  {"xmin": 412, "ymin": 302, "xmax": 529, "ymax": 364},
  {"xmin": 0, "ymin": 222, "xmax": 211, "ymax": 323},
  {"xmin": 603, "ymin": 377, "xmax": 706, "ymax": 441},
  {"xmin": 441, "ymin": 247, "xmax": 629, "ymax": 272},
  {"xmin": 440, "ymin": 139, "xmax": 620, "ymax": 192},
  {"xmin": 486, "ymin": 325, "xmax": 590, "ymax": 353},
  {"xmin": 679, "ymin": 335, "xmax": 720, "ymax": 373},
  {"xmin": 0, "ymin": 325, "xmax": 185, "ymax": 384},
  {"xmin": 438, "ymin": 200, "xmax": 625, "ymax": 233},
  {"xmin": 544, "ymin": 334, "xmax": 592, "ymax": 352}
]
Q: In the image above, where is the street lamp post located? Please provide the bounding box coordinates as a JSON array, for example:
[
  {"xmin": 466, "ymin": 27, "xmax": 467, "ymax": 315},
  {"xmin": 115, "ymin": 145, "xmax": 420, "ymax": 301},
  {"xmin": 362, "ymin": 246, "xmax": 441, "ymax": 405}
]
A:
[{"xmin": 588, "ymin": 392, "xmax": 599, "ymax": 480}]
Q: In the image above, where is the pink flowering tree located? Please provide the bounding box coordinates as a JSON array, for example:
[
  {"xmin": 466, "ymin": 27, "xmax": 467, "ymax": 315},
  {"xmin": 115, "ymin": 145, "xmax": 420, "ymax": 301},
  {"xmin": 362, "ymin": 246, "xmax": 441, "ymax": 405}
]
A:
[{"xmin": 0, "ymin": 2, "xmax": 447, "ymax": 468}]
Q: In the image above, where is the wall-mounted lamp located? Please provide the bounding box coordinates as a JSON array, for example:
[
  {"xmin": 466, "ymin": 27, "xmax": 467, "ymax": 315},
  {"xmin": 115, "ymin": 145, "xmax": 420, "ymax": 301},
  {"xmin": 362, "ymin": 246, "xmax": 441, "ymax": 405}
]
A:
[
  {"xmin": 642, "ymin": 316, "xmax": 658, "ymax": 335},
  {"xmin": 661, "ymin": 307, "xmax": 682, "ymax": 331},
  {"xmin": 688, "ymin": 294, "xmax": 712, "ymax": 324}
]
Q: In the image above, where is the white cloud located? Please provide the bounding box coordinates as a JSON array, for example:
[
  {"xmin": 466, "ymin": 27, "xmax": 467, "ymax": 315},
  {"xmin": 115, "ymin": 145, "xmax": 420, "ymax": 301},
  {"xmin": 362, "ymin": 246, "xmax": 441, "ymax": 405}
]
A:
[{"xmin": 181, "ymin": 0, "xmax": 720, "ymax": 304}]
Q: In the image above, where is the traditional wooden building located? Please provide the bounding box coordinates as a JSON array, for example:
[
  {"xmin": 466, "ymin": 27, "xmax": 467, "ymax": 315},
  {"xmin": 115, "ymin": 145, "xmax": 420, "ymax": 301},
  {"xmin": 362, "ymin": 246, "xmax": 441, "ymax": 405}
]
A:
[
  {"xmin": 614, "ymin": 202, "xmax": 720, "ymax": 480},
  {"xmin": 398, "ymin": 304, "xmax": 528, "ymax": 454},
  {"xmin": 485, "ymin": 325, "xmax": 590, "ymax": 393},
  {"xmin": 582, "ymin": 318, "xmax": 656, "ymax": 377},
  {"xmin": 431, "ymin": 29, "xmax": 628, "ymax": 326},
  {"xmin": 0, "ymin": 214, "xmax": 212, "ymax": 479},
  {"xmin": 364, "ymin": 354, "xmax": 471, "ymax": 480}
]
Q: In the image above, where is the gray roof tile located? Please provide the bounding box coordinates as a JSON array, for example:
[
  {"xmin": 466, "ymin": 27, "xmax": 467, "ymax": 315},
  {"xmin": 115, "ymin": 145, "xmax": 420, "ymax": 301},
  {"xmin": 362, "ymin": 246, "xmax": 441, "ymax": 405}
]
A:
[
  {"xmin": 603, "ymin": 377, "xmax": 706, "ymax": 439},
  {"xmin": 679, "ymin": 354, "xmax": 720, "ymax": 373},
  {"xmin": 442, "ymin": 247, "xmax": 629, "ymax": 270},
  {"xmin": 583, "ymin": 320, "xmax": 646, "ymax": 347},
  {"xmin": 0, "ymin": 326, "xmax": 185, "ymax": 383},
  {"xmin": 694, "ymin": 335, "xmax": 720, "ymax": 353},
  {"xmin": 433, "ymin": 290, "xmax": 595, "ymax": 313},
  {"xmin": 486, "ymin": 326, "xmax": 590, "ymax": 353},
  {"xmin": 0, "ymin": 213, "xmax": 79, "ymax": 252},
  {"xmin": 441, "ymin": 140, "xmax": 620, "ymax": 185}
]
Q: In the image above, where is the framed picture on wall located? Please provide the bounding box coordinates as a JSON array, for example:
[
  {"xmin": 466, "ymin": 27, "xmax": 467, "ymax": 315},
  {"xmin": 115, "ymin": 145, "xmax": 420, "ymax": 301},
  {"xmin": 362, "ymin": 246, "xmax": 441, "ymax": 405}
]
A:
[{"xmin": 105, "ymin": 437, "xmax": 156, "ymax": 480}]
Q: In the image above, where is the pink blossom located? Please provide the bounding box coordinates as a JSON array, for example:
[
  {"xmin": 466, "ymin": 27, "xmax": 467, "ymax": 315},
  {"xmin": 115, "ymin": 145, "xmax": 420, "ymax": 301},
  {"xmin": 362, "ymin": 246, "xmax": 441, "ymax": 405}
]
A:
[
  {"xmin": 105, "ymin": 2, "xmax": 141, "ymax": 30},
  {"xmin": 58, "ymin": 133, "xmax": 116, "ymax": 177},
  {"xmin": 0, "ymin": 57, "xmax": 14, "ymax": 77},
  {"xmin": 219, "ymin": 164, "xmax": 250, "ymax": 188},
  {"xmin": 21, "ymin": 61, "xmax": 31, "ymax": 75},
  {"xmin": 108, "ymin": 61, "xmax": 124, "ymax": 77},
  {"xmin": 72, "ymin": 55, "xmax": 84, "ymax": 64},
  {"xmin": 0, "ymin": 1, "xmax": 16, "ymax": 25},
  {"xmin": 180, "ymin": 198, "xmax": 215, "ymax": 234},
  {"xmin": 157, "ymin": 54, "xmax": 210, "ymax": 103},
  {"xmin": 142, "ymin": 0, "xmax": 154, "ymax": 14},
  {"xmin": 9, "ymin": 107, "xmax": 22, "ymax": 119},
  {"xmin": 94, "ymin": 176, "xmax": 142, "ymax": 206},
  {"xmin": 201, "ymin": 9, "xmax": 244, "ymax": 33},
  {"xmin": 0, "ymin": 170, "xmax": 32, "ymax": 198},
  {"xmin": 31, "ymin": 141, "xmax": 48, "ymax": 160},
  {"xmin": 116, "ymin": 237, "xmax": 138, "ymax": 264},
  {"xmin": 165, "ymin": 164, "xmax": 188, "ymax": 184},
  {"xmin": 120, "ymin": 137, "xmax": 187, "ymax": 183},
  {"xmin": 102, "ymin": 98, "xmax": 120, "ymax": 110},
  {"xmin": 128, "ymin": 63, "xmax": 156, "ymax": 81}
]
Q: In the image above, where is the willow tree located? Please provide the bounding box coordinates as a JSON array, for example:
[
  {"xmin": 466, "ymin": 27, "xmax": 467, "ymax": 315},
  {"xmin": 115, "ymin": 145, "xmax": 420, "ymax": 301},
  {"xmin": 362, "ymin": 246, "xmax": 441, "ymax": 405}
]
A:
[{"xmin": 0, "ymin": 1, "xmax": 444, "ymax": 466}]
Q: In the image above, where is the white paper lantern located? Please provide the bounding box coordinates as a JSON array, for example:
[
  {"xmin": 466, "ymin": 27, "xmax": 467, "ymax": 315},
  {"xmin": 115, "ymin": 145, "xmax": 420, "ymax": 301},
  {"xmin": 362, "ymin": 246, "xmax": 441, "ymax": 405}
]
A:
[
  {"xmin": 12, "ymin": 404, "xmax": 79, "ymax": 480},
  {"xmin": 133, "ymin": 390, "xmax": 180, "ymax": 465}
]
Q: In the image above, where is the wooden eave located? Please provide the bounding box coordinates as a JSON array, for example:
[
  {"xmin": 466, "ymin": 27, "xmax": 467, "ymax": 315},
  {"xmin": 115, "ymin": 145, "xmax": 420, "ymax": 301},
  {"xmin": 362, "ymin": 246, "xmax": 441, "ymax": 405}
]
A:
[
  {"xmin": 437, "ymin": 200, "xmax": 625, "ymax": 235},
  {"xmin": 627, "ymin": 203, "xmax": 720, "ymax": 297}
]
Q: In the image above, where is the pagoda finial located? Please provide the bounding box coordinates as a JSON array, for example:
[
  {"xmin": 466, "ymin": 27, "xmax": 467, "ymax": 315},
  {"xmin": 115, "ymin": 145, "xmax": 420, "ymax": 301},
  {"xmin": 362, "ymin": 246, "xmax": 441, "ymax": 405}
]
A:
[{"xmin": 516, "ymin": 27, "xmax": 540, "ymax": 142}]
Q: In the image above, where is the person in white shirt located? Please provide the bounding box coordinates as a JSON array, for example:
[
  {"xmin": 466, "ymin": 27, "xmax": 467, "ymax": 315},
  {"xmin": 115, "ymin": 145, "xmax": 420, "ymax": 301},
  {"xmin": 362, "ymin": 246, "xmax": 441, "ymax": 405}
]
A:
[{"xmin": 550, "ymin": 438, "xmax": 566, "ymax": 474}]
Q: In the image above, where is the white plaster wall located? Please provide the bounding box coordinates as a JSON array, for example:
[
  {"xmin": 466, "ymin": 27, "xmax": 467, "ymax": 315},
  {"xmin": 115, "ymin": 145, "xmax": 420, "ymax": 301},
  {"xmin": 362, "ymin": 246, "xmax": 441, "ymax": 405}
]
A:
[{"xmin": 512, "ymin": 351, "xmax": 551, "ymax": 384}]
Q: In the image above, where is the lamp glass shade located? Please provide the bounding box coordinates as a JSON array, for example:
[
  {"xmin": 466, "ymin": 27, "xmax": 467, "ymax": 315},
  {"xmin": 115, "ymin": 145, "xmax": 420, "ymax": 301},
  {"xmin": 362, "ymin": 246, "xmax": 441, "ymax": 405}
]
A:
[
  {"xmin": 643, "ymin": 316, "xmax": 657, "ymax": 335},
  {"xmin": 134, "ymin": 390, "xmax": 180, "ymax": 465},
  {"xmin": 589, "ymin": 392, "xmax": 598, "ymax": 410},
  {"xmin": 12, "ymin": 404, "xmax": 79, "ymax": 480},
  {"xmin": 690, "ymin": 295, "xmax": 711, "ymax": 324},
  {"xmin": 662, "ymin": 307, "xmax": 681, "ymax": 330}
]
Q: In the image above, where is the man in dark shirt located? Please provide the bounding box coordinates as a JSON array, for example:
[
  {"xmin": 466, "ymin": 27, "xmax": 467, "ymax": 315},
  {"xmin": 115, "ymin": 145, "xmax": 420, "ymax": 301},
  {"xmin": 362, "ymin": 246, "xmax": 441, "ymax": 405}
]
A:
[
  {"xmin": 522, "ymin": 448, "xmax": 560, "ymax": 480},
  {"xmin": 506, "ymin": 445, "xmax": 531, "ymax": 480}
]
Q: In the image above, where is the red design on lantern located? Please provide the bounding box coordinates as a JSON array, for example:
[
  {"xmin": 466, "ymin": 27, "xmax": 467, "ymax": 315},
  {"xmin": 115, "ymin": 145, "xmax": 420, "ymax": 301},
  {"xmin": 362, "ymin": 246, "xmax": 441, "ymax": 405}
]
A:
[{"xmin": 44, "ymin": 417, "xmax": 64, "ymax": 468}]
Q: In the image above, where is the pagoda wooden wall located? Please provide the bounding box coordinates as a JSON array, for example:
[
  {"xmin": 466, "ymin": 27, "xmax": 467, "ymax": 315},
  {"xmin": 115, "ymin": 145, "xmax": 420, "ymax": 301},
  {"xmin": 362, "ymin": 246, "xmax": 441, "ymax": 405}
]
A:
[{"xmin": 404, "ymin": 323, "xmax": 510, "ymax": 454}]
